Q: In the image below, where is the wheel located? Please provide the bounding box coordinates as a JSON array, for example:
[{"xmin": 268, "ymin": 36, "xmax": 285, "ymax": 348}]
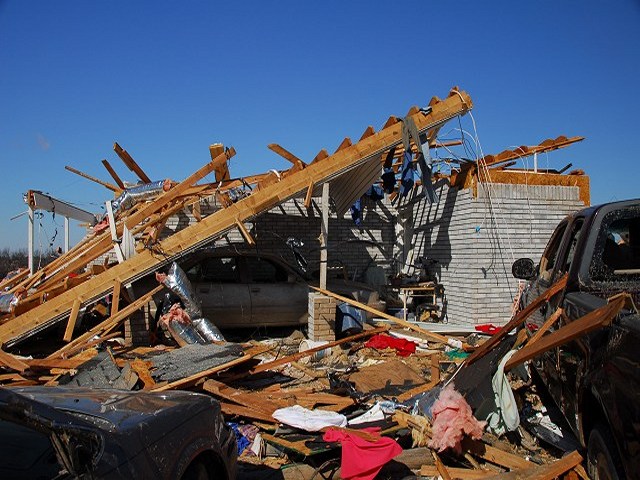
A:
[
  {"xmin": 587, "ymin": 423, "xmax": 622, "ymax": 480},
  {"xmin": 181, "ymin": 460, "xmax": 209, "ymax": 480}
]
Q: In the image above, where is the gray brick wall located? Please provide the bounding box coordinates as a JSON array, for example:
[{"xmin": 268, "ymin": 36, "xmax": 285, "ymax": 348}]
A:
[{"xmin": 110, "ymin": 176, "xmax": 586, "ymax": 335}]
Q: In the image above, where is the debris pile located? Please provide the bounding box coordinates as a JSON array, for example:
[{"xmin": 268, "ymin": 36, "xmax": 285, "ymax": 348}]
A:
[{"xmin": 0, "ymin": 86, "xmax": 621, "ymax": 478}]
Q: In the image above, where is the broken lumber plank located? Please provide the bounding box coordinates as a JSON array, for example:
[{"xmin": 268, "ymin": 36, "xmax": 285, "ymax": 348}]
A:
[
  {"xmin": 268, "ymin": 143, "xmax": 307, "ymax": 169},
  {"xmin": 504, "ymin": 295, "xmax": 626, "ymax": 370},
  {"xmin": 464, "ymin": 274, "xmax": 568, "ymax": 366},
  {"xmin": 65, "ymin": 165, "xmax": 121, "ymax": 192},
  {"xmin": 481, "ymin": 450, "xmax": 582, "ymax": 479},
  {"xmin": 219, "ymin": 401, "xmax": 275, "ymax": 423},
  {"xmin": 235, "ymin": 218, "xmax": 255, "ymax": 245},
  {"xmin": 461, "ymin": 438, "xmax": 532, "ymax": 470},
  {"xmin": 311, "ymin": 148, "xmax": 329, "ymax": 163},
  {"xmin": 47, "ymin": 284, "xmax": 164, "ymax": 359},
  {"xmin": 124, "ymin": 147, "xmax": 236, "ymax": 231},
  {"xmin": 0, "ymin": 349, "xmax": 29, "ymax": 373},
  {"xmin": 433, "ymin": 450, "xmax": 453, "ymax": 480},
  {"xmin": 249, "ymin": 325, "xmax": 389, "ymax": 375},
  {"xmin": 311, "ymin": 286, "xmax": 470, "ymax": 349},
  {"xmin": 420, "ymin": 465, "xmax": 493, "ymax": 479},
  {"xmin": 152, "ymin": 345, "xmax": 270, "ymax": 391},
  {"xmin": 129, "ymin": 358, "xmax": 156, "ymax": 390},
  {"xmin": 113, "ymin": 142, "xmax": 152, "ymax": 183},
  {"xmin": 304, "ymin": 181, "xmax": 314, "ymax": 208},
  {"xmin": 526, "ymin": 307, "xmax": 563, "ymax": 346},
  {"xmin": 111, "ymin": 280, "xmax": 122, "ymax": 316},
  {"xmin": 63, "ymin": 299, "xmax": 81, "ymax": 342},
  {"xmin": 101, "ymin": 159, "xmax": 125, "ymax": 189},
  {"xmin": 203, "ymin": 378, "xmax": 281, "ymax": 413}
]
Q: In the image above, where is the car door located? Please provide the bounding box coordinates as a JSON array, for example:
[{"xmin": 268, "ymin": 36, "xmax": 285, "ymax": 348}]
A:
[
  {"xmin": 184, "ymin": 255, "xmax": 251, "ymax": 328},
  {"xmin": 244, "ymin": 255, "xmax": 308, "ymax": 326},
  {"xmin": 523, "ymin": 219, "xmax": 570, "ymax": 399}
]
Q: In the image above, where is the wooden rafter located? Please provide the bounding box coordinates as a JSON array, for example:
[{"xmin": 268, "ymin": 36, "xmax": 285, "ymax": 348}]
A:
[
  {"xmin": 113, "ymin": 142, "xmax": 152, "ymax": 183},
  {"xmin": 0, "ymin": 88, "xmax": 472, "ymax": 347}
]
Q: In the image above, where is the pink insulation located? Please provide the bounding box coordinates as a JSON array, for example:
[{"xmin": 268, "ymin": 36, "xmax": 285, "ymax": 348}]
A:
[{"xmin": 428, "ymin": 383, "xmax": 486, "ymax": 453}]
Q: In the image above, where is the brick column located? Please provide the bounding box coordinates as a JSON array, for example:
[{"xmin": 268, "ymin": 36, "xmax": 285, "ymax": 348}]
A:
[{"xmin": 308, "ymin": 292, "xmax": 336, "ymax": 341}]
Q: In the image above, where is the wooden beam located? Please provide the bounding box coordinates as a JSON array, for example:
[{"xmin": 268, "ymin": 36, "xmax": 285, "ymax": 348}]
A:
[
  {"xmin": 209, "ymin": 143, "xmax": 229, "ymax": 182},
  {"xmin": 311, "ymin": 149, "xmax": 329, "ymax": 164},
  {"xmin": 113, "ymin": 142, "xmax": 152, "ymax": 183},
  {"xmin": 47, "ymin": 284, "xmax": 164, "ymax": 359},
  {"xmin": 464, "ymin": 274, "xmax": 568, "ymax": 365},
  {"xmin": 268, "ymin": 144, "xmax": 307, "ymax": 169},
  {"xmin": 0, "ymin": 348, "xmax": 29, "ymax": 373},
  {"xmin": 359, "ymin": 126, "xmax": 375, "ymax": 141},
  {"xmin": 124, "ymin": 147, "xmax": 236, "ymax": 231},
  {"xmin": 505, "ymin": 296, "xmax": 625, "ymax": 370},
  {"xmin": 235, "ymin": 219, "xmax": 255, "ymax": 246},
  {"xmin": 335, "ymin": 137, "xmax": 352, "ymax": 152},
  {"xmin": 311, "ymin": 287, "xmax": 469, "ymax": 349},
  {"xmin": 63, "ymin": 299, "xmax": 81, "ymax": 342},
  {"xmin": 304, "ymin": 181, "xmax": 314, "ymax": 208},
  {"xmin": 420, "ymin": 465, "xmax": 492, "ymax": 479},
  {"xmin": 101, "ymin": 159, "xmax": 125, "ymax": 189},
  {"xmin": 65, "ymin": 165, "xmax": 120, "ymax": 192},
  {"xmin": 481, "ymin": 450, "xmax": 582, "ymax": 479},
  {"xmin": 112, "ymin": 280, "xmax": 122, "ymax": 316},
  {"xmin": 461, "ymin": 438, "xmax": 532, "ymax": 470},
  {"xmin": 526, "ymin": 307, "xmax": 563, "ymax": 346}
]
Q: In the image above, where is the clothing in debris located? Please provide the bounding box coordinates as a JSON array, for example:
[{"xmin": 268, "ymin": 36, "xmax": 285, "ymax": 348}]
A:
[
  {"xmin": 272, "ymin": 405, "xmax": 347, "ymax": 432},
  {"xmin": 365, "ymin": 333, "xmax": 417, "ymax": 357},
  {"xmin": 322, "ymin": 426, "xmax": 402, "ymax": 480}
]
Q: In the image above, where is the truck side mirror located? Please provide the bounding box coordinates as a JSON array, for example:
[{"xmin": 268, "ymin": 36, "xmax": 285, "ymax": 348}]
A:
[{"xmin": 512, "ymin": 258, "xmax": 536, "ymax": 280}]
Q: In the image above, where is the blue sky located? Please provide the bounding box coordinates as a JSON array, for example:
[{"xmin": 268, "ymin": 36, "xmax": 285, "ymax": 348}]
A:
[{"xmin": 1, "ymin": 1, "xmax": 639, "ymax": 251}]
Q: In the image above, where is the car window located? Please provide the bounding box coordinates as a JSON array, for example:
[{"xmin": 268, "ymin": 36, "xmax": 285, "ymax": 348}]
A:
[
  {"xmin": 556, "ymin": 218, "xmax": 584, "ymax": 278},
  {"xmin": 591, "ymin": 209, "xmax": 640, "ymax": 280},
  {"xmin": 539, "ymin": 221, "xmax": 568, "ymax": 282},
  {"xmin": 198, "ymin": 257, "xmax": 240, "ymax": 283},
  {"xmin": 246, "ymin": 257, "xmax": 288, "ymax": 283}
]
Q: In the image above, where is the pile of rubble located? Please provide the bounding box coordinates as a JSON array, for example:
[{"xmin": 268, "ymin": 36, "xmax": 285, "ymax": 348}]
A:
[{"xmin": 0, "ymin": 86, "xmax": 605, "ymax": 478}]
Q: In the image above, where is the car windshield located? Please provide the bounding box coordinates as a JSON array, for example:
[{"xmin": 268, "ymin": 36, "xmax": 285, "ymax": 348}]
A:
[{"xmin": 589, "ymin": 207, "xmax": 640, "ymax": 283}]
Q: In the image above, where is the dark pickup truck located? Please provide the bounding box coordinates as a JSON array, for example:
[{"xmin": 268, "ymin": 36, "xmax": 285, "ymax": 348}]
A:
[{"xmin": 512, "ymin": 198, "xmax": 640, "ymax": 480}]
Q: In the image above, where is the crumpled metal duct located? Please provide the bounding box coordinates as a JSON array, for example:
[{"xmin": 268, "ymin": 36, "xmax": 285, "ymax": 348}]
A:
[
  {"xmin": 111, "ymin": 179, "xmax": 170, "ymax": 214},
  {"xmin": 162, "ymin": 262, "xmax": 226, "ymax": 342},
  {"xmin": 0, "ymin": 293, "xmax": 17, "ymax": 314}
]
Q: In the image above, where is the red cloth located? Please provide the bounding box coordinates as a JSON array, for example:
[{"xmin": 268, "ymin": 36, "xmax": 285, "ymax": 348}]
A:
[
  {"xmin": 322, "ymin": 427, "xmax": 402, "ymax": 480},
  {"xmin": 475, "ymin": 324, "xmax": 500, "ymax": 335},
  {"xmin": 364, "ymin": 334, "xmax": 417, "ymax": 357}
]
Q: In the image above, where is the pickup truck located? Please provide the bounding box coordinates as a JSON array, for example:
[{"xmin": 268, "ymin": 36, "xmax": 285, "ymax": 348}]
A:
[{"xmin": 512, "ymin": 198, "xmax": 640, "ymax": 480}]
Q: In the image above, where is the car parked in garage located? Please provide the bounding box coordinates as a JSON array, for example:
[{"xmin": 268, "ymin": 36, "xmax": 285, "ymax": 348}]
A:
[
  {"xmin": 154, "ymin": 249, "xmax": 383, "ymax": 329},
  {"xmin": 0, "ymin": 386, "xmax": 237, "ymax": 479}
]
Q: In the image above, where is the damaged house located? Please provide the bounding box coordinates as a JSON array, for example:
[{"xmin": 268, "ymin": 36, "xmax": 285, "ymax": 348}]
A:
[{"xmin": 0, "ymin": 86, "xmax": 620, "ymax": 479}]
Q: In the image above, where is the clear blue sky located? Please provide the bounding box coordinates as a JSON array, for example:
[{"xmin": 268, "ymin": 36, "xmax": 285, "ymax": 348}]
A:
[{"xmin": 1, "ymin": 1, "xmax": 638, "ymax": 251}]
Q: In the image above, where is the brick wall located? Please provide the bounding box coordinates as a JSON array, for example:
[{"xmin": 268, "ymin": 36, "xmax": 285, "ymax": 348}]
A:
[{"xmin": 107, "ymin": 173, "xmax": 587, "ymax": 341}]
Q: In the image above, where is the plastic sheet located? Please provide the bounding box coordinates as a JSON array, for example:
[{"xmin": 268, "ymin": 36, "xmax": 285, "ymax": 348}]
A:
[
  {"xmin": 111, "ymin": 179, "xmax": 170, "ymax": 214},
  {"xmin": 192, "ymin": 317, "xmax": 225, "ymax": 342}
]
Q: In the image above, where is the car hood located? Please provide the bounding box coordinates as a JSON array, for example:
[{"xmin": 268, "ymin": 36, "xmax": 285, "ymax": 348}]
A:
[
  {"xmin": 2, "ymin": 386, "xmax": 221, "ymax": 476},
  {"xmin": 9, "ymin": 386, "xmax": 212, "ymax": 434}
]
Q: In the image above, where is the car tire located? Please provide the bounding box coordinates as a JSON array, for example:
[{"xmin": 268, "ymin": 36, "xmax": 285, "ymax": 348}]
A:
[
  {"xmin": 587, "ymin": 423, "xmax": 622, "ymax": 480},
  {"xmin": 181, "ymin": 460, "xmax": 209, "ymax": 480}
]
